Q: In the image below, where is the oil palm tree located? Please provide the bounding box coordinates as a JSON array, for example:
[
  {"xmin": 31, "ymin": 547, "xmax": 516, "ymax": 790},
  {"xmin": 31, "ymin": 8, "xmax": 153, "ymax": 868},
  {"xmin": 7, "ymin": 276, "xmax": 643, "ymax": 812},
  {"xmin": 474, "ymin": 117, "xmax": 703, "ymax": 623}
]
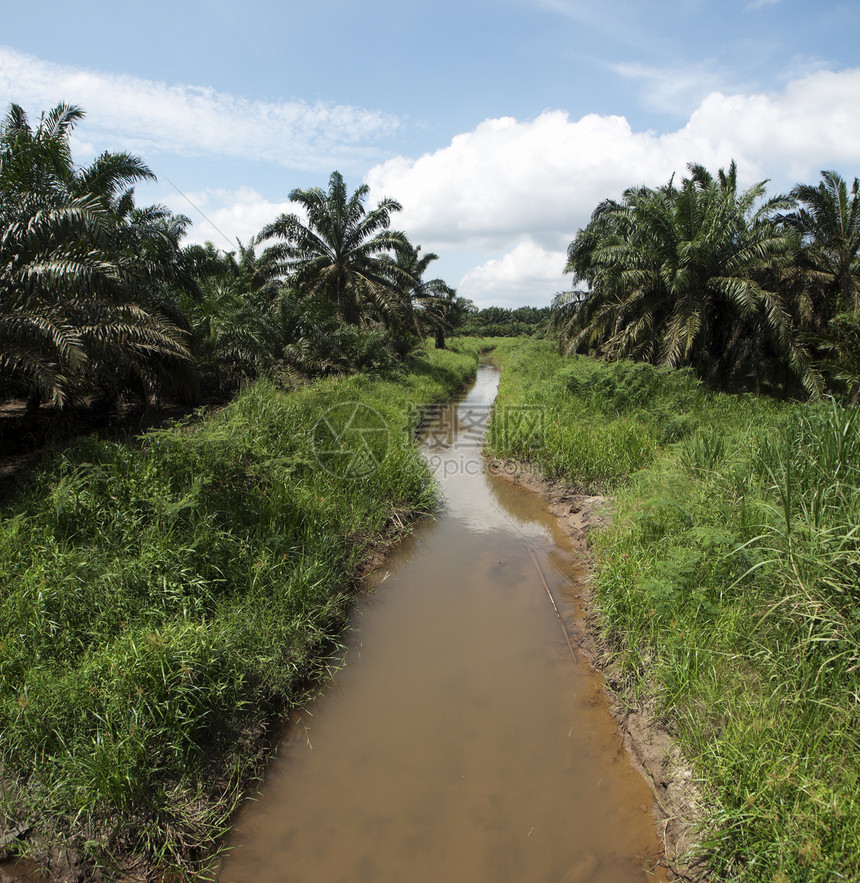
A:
[
  {"xmin": 779, "ymin": 170, "xmax": 860, "ymax": 324},
  {"xmin": 818, "ymin": 312, "xmax": 860, "ymax": 404},
  {"xmin": 0, "ymin": 103, "xmax": 83, "ymax": 216},
  {"xmin": 387, "ymin": 242, "xmax": 457, "ymax": 347},
  {"xmin": 557, "ymin": 163, "xmax": 811, "ymax": 391},
  {"xmin": 263, "ymin": 289, "xmax": 397, "ymax": 377},
  {"xmin": 0, "ymin": 200, "xmax": 96, "ymax": 406},
  {"xmin": 258, "ymin": 171, "xmax": 414, "ymax": 330},
  {"xmin": 0, "ymin": 103, "xmax": 194, "ymax": 409},
  {"xmin": 774, "ymin": 171, "xmax": 860, "ymax": 399}
]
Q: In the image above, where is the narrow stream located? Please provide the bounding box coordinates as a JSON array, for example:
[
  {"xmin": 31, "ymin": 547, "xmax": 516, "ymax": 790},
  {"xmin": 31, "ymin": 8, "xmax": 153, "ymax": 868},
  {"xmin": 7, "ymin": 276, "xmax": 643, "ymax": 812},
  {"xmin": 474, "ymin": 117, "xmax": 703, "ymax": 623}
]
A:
[{"xmin": 218, "ymin": 363, "xmax": 666, "ymax": 883}]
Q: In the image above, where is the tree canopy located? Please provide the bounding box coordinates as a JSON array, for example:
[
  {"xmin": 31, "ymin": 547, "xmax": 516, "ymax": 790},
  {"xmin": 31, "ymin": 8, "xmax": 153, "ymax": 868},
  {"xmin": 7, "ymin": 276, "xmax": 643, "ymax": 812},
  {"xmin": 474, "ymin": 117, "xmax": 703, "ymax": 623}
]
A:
[
  {"xmin": 0, "ymin": 107, "xmax": 460, "ymax": 418},
  {"xmin": 0, "ymin": 103, "xmax": 195, "ymax": 411},
  {"xmin": 555, "ymin": 163, "xmax": 860, "ymax": 398}
]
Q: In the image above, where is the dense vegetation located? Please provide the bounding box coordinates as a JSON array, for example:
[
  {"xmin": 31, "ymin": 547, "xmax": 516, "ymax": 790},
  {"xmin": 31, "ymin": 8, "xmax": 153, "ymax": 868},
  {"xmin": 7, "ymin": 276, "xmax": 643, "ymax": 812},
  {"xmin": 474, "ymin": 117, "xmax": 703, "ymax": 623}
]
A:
[
  {"xmin": 490, "ymin": 338, "xmax": 860, "ymax": 881},
  {"xmin": 0, "ymin": 103, "xmax": 466, "ymax": 423},
  {"xmin": 0, "ymin": 104, "xmax": 196, "ymax": 414},
  {"xmin": 554, "ymin": 162, "xmax": 860, "ymax": 400},
  {"xmin": 457, "ymin": 305, "xmax": 551, "ymax": 338},
  {"xmin": 0, "ymin": 341, "xmax": 479, "ymax": 875},
  {"xmin": 5, "ymin": 97, "xmax": 860, "ymax": 882}
]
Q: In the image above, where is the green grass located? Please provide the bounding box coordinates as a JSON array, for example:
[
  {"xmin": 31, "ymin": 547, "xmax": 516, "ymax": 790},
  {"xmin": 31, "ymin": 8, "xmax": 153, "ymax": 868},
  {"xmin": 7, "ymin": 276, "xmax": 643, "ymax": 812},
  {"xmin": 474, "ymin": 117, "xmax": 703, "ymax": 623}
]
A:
[
  {"xmin": 487, "ymin": 338, "xmax": 711, "ymax": 488},
  {"xmin": 427, "ymin": 335, "xmax": 488, "ymax": 359},
  {"xmin": 490, "ymin": 339, "xmax": 860, "ymax": 881},
  {"xmin": 0, "ymin": 347, "xmax": 477, "ymax": 876}
]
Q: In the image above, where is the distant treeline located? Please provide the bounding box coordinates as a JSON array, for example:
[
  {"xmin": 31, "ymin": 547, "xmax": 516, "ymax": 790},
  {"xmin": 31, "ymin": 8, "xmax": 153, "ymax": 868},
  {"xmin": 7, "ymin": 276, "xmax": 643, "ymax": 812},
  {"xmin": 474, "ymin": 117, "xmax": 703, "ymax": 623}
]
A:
[{"xmin": 457, "ymin": 305, "xmax": 551, "ymax": 338}]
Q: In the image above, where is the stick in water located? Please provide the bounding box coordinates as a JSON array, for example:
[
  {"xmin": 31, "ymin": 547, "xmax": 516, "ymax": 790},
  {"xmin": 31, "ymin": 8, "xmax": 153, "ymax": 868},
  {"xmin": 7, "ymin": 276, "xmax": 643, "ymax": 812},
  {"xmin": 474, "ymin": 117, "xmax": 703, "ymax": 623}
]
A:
[{"xmin": 527, "ymin": 544, "xmax": 579, "ymax": 662}]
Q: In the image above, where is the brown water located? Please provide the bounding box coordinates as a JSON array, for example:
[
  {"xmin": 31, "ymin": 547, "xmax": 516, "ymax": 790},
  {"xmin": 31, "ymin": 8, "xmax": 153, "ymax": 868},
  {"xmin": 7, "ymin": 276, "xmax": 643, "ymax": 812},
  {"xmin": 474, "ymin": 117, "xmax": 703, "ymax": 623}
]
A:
[{"xmin": 218, "ymin": 364, "xmax": 666, "ymax": 883}]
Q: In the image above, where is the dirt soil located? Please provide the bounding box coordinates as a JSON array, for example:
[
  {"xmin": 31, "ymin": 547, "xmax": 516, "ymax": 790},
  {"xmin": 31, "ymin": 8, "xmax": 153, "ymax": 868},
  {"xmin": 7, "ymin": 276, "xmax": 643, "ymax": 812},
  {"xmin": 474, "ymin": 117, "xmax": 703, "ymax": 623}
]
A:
[{"xmin": 487, "ymin": 458, "xmax": 710, "ymax": 883}]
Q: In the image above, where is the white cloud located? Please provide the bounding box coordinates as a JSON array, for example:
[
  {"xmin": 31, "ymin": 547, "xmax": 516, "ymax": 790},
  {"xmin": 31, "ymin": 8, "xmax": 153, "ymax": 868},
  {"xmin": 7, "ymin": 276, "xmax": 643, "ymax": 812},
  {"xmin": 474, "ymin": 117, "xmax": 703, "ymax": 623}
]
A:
[
  {"xmin": 458, "ymin": 241, "xmax": 567, "ymax": 309},
  {"xmin": 366, "ymin": 109, "xmax": 715, "ymax": 251},
  {"xmin": 0, "ymin": 46, "xmax": 401, "ymax": 170},
  {"xmin": 367, "ymin": 68, "xmax": 860, "ymax": 306},
  {"xmin": 609, "ymin": 60, "xmax": 728, "ymax": 114},
  {"xmin": 158, "ymin": 186, "xmax": 298, "ymax": 249},
  {"xmin": 678, "ymin": 70, "xmax": 860, "ymax": 180}
]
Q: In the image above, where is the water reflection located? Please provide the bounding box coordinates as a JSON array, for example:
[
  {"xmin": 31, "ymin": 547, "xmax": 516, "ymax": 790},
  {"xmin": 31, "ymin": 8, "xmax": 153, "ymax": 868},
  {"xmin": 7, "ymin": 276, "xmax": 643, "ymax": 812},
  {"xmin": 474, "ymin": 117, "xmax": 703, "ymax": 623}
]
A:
[{"xmin": 219, "ymin": 363, "xmax": 665, "ymax": 883}]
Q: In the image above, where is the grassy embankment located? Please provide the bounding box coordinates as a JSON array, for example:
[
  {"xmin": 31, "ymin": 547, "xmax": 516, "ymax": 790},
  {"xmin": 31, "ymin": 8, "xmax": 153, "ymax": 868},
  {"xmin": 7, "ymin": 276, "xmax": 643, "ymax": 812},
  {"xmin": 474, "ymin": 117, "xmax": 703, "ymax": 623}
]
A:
[
  {"xmin": 0, "ymin": 340, "xmax": 481, "ymax": 877},
  {"xmin": 488, "ymin": 337, "xmax": 860, "ymax": 882}
]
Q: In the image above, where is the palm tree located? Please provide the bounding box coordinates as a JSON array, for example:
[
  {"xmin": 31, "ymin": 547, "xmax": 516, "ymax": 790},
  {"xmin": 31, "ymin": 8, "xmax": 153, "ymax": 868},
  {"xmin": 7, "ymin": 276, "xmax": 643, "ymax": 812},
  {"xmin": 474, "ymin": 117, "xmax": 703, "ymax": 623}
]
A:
[
  {"xmin": 817, "ymin": 312, "xmax": 860, "ymax": 404},
  {"xmin": 0, "ymin": 103, "xmax": 84, "ymax": 217},
  {"xmin": 772, "ymin": 171, "xmax": 860, "ymax": 399},
  {"xmin": 263, "ymin": 289, "xmax": 396, "ymax": 377},
  {"xmin": 233, "ymin": 238, "xmax": 282, "ymax": 310},
  {"xmin": 258, "ymin": 171, "xmax": 415, "ymax": 330},
  {"xmin": 779, "ymin": 170, "xmax": 860, "ymax": 324},
  {"xmin": 181, "ymin": 272, "xmax": 273, "ymax": 393},
  {"xmin": 0, "ymin": 201, "xmax": 95, "ymax": 407},
  {"xmin": 0, "ymin": 103, "xmax": 194, "ymax": 410},
  {"xmin": 387, "ymin": 242, "xmax": 457, "ymax": 348},
  {"xmin": 557, "ymin": 163, "xmax": 812, "ymax": 391},
  {"xmin": 178, "ymin": 239, "xmax": 287, "ymax": 392}
]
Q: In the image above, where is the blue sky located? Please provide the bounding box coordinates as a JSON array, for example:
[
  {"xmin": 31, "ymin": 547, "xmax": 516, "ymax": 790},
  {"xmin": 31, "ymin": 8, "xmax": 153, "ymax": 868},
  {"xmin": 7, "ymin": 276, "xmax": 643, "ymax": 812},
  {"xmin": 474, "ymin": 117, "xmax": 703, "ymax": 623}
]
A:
[{"xmin": 2, "ymin": 0, "xmax": 859, "ymax": 308}]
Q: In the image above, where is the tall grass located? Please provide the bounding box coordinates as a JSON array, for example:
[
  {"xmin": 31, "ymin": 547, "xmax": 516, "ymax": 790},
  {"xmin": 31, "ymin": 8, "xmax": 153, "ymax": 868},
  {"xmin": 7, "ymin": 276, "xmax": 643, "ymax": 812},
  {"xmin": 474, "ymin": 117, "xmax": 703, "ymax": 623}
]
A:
[
  {"xmin": 0, "ymin": 348, "xmax": 477, "ymax": 875},
  {"xmin": 487, "ymin": 338, "xmax": 714, "ymax": 489},
  {"xmin": 431, "ymin": 335, "xmax": 487, "ymax": 359},
  {"xmin": 491, "ymin": 339, "xmax": 860, "ymax": 881}
]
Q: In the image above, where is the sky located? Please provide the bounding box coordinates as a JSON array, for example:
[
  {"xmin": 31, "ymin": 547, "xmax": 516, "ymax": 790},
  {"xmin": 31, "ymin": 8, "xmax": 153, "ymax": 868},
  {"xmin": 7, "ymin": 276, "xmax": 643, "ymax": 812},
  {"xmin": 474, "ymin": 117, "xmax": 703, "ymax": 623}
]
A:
[{"xmin": 2, "ymin": 0, "xmax": 859, "ymax": 309}]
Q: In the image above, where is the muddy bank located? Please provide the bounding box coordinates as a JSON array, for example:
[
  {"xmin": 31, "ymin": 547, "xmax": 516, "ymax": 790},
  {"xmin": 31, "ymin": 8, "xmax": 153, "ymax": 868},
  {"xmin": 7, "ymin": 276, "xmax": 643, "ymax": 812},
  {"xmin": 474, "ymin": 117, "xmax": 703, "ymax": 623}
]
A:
[
  {"xmin": 0, "ymin": 505, "xmax": 426, "ymax": 883},
  {"xmin": 220, "ymin": 364, "xmax": 669, "ymax": 883},
  {"xmin": 487, "ymin": 458, "xmax": 709, "ymax": 882}
]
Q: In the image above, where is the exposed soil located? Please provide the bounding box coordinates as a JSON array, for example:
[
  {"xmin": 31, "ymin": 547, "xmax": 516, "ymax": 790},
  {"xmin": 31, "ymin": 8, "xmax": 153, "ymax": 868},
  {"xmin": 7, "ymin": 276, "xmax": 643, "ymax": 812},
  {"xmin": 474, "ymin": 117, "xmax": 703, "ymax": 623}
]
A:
[{"xmin": 487, "ymin": 457, "xmax": 710, "ymax": 883}]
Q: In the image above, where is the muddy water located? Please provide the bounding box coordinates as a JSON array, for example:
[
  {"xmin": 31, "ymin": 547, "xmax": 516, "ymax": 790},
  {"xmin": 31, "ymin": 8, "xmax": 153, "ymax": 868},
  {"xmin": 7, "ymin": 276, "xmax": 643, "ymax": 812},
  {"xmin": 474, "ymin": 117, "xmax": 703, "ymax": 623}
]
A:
[{"xmin": 218, "ymin": 364, "xmax": 665, "ymax": 883}]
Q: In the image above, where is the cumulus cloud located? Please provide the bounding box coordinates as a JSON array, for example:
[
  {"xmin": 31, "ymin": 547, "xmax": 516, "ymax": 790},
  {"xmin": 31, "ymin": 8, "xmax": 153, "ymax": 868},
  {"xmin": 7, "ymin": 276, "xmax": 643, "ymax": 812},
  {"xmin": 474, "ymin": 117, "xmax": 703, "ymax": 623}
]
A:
[
  {"xmin": 366, "ymin": 109, "xmax": 714, "ymax": 251},
  {"xmin": 0, "ymin": 46, "xmax": 401, "ymax": 170},
  {"xmin": 678, "ymin": 70, "xmax": 860, "ymax": 180},
  {"xmin": 366, "ymin": 68, "xmax": 860, "ymax": 305},
  {"xmin": 458, "ymin": 241, "xmax": 568, "ymax": 309},
  {"xmin": 370, "ymin": 68, "xmax": 860, "ymax": 248},
  {"xmin": 158, "ymin": 187, "xmax": 298, "ymax": 249}
]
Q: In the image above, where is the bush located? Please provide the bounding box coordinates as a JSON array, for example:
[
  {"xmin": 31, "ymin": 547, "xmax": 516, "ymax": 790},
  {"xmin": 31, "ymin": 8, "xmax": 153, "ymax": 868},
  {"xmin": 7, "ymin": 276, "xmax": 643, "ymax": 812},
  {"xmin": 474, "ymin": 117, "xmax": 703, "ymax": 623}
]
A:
[{"xmin": 0, "ymin": 346, "xmax": 477, "ymax": 874}]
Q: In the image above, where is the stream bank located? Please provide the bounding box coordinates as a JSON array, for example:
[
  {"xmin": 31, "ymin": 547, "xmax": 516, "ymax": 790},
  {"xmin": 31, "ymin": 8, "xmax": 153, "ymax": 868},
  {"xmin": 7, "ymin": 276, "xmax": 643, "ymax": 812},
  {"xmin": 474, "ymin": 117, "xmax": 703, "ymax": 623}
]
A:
[
  {"xmin": 0, "ymin": 348, "xmax": 479, "ymax": 882},
  {"xmin": 219, "ymin": 364, "xmax": 670, "ymax": 883},
  {"xmin": 487, "ymin": 458, "xmax": 707, "ymax": 881}
]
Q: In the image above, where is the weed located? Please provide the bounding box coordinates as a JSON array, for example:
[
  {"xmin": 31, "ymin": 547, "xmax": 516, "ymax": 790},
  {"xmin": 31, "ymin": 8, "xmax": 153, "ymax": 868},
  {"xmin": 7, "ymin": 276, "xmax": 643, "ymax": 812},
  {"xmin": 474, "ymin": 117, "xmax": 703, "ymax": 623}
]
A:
[
  {"xmin": 0, "ymin": 346, "xmax": 477, "ymax": 875},
  {"xmin": 489, "ymin": 339, "xmax": 860, "ymax": 880}
]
